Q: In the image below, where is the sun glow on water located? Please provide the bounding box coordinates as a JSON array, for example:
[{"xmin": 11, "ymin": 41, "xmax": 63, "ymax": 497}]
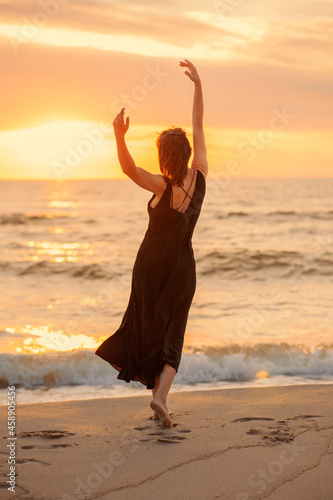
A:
[
  {"xmin": 19, "ymin": 325, "xmax": 100, "ymax": 353},
  {"xmin": 25, "ymin": 240, "xmax": 93, "ymax": 262}
]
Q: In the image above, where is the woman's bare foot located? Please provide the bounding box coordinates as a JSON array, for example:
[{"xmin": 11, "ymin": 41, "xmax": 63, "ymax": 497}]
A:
[{"xmin": 150, "ymin": 397, "xmax": 173, "ymax": 428}]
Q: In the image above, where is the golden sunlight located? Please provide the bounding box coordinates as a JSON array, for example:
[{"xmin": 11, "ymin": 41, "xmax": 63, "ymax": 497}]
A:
[
  {"xmin": 1, "ymin": 120, "xmax": 332, "ymax": 179},
  {"xmin": 21, "ymin": 325, "xmax": 100, "ymax": 353},
  {"xmin": 0, "ymin": 120, "xmax": 118, "ymax": 179},
  {"xmin": 26, "ymin": 240, "xmax": 93, "ymax": 262}
]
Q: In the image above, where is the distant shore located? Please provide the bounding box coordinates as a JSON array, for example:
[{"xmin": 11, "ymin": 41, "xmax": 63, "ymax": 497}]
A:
[{"xmin": 1, "ymin": 384, "xmax": 332, "ymax": 499}]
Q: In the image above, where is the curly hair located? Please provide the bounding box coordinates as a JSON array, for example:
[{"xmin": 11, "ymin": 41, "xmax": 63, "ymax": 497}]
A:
[{"xmin": 156, "ymin": 127, "xmax": 192, "ymax": 187}]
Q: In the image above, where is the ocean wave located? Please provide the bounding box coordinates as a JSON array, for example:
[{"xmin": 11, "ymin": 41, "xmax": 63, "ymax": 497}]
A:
[
  {"xmin": 3, "ymin": 210, "xmax": 332, "ymax": 226},
  {"xmin": 196, "ymin": 249, "xmax": 333, "ymax": 277},
  {"xmin": 0, "ymin": 260, "xmax": 122, "ymax": 280},
  {"xmin": 217, "ymin": 210, "xmax": 333, "ymax": 220},
  {"xmin": 269, "ymin": 210, "xmax": 333, "ymax": 220},
  {"xmin": 179, "ymin": 343, "xmax": 333, "ymax": 383},
  {"xmin": 227, "ymin": 211, "xmax": 249, "ymax": 217},
  {"xmin": 0, "ymin": 212, "xmax": 75, "ymax": 225},
  {"xmin": 20, "ymin": 261, "xmax": 121, "ymax": 280},
  {"xmin": 1, "ymin": 343, "xmax": 333, "ymax": 389},
  {"xmin": 1, "ymin": 246, "xmax": 333, "ymax": 279}
]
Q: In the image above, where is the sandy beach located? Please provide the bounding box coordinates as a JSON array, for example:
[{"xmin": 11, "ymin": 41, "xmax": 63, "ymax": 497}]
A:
[{"xmin": 1, "ymin": 384, "xmax": 332, "ymax": 500}]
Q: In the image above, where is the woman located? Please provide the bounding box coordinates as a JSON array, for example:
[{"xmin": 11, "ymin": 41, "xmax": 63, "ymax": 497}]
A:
[{"xmin": 95, "ymin": 59, "xmax": 208, "ymax": 428}]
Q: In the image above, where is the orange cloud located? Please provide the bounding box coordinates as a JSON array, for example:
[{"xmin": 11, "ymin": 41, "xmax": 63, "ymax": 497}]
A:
[{"xmin": 0, "ymin": 0, "xmax": 332, "ymax": 178}]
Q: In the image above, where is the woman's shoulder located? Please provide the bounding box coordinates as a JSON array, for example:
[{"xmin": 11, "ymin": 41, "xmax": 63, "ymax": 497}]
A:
[{"xmin": 192, "ymin": 167, "xmax": 207, "ymax": 182}]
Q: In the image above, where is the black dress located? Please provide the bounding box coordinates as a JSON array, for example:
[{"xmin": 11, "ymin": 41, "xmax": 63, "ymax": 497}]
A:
[{"xmin": 95, "ymin": 169, "xmax": 206, "ymax": 389}]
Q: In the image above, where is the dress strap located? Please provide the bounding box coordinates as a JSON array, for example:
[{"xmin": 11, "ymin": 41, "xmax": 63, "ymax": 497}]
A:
[
  {"xmin": 179, "ymin": 177, "xmax": 194, "ymax": 197},
  {"xmin": 171, "ymin": 169, "xmax": 196, "ymax": 211}
]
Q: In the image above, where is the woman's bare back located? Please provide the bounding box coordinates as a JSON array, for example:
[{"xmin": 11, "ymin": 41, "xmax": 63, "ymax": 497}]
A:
[{"xmin": 150, "ymin": 168, "xmax": 198, "ymax": 214}]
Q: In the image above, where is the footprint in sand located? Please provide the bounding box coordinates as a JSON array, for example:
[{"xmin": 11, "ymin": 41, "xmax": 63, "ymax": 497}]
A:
[
  {"xmin": 17, "ymin": 430, "xmax": 75, "ymax": 439},
  {"xmin": 232, "ymin": 417, "xmax": 294, "ymax": 442},
  {"xmin": 21, "ymin": 444, "xmax": 72, "ymax": 450},
  {"xmin": 0, "ymin": 481, "xmax": 30, "ymax": 496},
  {"xmin": 232, "ymin": 417, "xmax": 274, "ymax": 423},
  {"xmin": 263, "ymin": 423, "xmax": 295, "ymax": 442},
  {"xmin": 134, "ymin": 415, "xmax": 192, "ymax": 444},
  {"xmin": 16, "ymin": 457, "xmax": 51, "ymax": 466},
  {"xmin": 233, "ymin": 415, "xmax": 323, "ymax": 443},
  {"xmin": 288, "ymin": 415, "xmax": 323, "ymax": 421},
  {"xmin": 246, "ymin": 428, "xmax": 262, "ymax": 435},
  {"xmin": 285, "ymin": 414, "xmax": 323, "ymax": 429},
  {"xmin": 18, "ymin": 430, "xmax": 75, "ymax": 451}
]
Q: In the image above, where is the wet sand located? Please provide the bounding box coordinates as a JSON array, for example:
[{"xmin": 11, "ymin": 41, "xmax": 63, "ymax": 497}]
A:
[{"xmin": 1, "ymin": 384, "xmax": 333, "ymax": 499}]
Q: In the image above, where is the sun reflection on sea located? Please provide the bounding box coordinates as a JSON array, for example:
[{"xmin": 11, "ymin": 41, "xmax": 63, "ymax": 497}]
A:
[
  {"xmin": 48, "ymin": 201, "xmax": 77, "ymax": 208},
  {"xmin": 12, "ymin": 325, "xmax": 100, "ymax": 353},
  {"xmin": 26, "ymin": 241, "xmax": 93, "ymax": 263},
  {"xmin": 48, "ymin": 227, "xmax": 71, "ymax": 234}
]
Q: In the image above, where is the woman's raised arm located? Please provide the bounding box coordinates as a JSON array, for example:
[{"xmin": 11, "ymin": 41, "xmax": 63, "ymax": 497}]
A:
[
  {"xmin": 180, "ymin": 59, "xmax": 208, "ymax": 178},
  {"xmin": 112, "ymin": 107, "xmax": 166, "ymax": 195}
]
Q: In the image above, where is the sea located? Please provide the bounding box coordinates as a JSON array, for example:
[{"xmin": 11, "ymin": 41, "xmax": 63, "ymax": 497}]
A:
[{"xmin": 0, "ymin": 177, "xmax": 332, "ymax": 404}]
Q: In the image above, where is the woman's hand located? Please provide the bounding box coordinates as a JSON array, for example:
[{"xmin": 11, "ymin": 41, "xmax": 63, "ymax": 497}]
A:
[
  {"xmin": 179, "ymin": 59, "xmax": 201, "ymax": 86},
  {"xmin": 113, "ymin": 107, "xmax": 129, "ymax": 139}
]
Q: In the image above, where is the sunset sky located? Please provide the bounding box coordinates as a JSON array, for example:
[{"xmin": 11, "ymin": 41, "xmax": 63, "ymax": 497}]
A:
[{"xmin": 0, "ymin": 0, "xmax": 332, "ymax": 179}]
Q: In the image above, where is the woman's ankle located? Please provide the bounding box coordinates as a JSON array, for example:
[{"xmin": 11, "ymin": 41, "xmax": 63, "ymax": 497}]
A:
[{"xmin": 152, "ymin": 393, "xmax": 167, "ymax": 404}]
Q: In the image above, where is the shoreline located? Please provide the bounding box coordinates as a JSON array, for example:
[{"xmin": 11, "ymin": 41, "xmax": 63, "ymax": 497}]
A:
[
  {"xmin": 1, "ymin": 384, "xmax": 332, "ymax": 499},
  {"xmin": 2, "ymin": 378, "xmax": 333, "ymax": 407}
]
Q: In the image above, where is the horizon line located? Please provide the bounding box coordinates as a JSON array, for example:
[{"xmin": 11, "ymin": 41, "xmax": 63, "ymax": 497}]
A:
[{"xmin": 0, "ymin": 175, "xmax": 332, "ymax": 181}]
